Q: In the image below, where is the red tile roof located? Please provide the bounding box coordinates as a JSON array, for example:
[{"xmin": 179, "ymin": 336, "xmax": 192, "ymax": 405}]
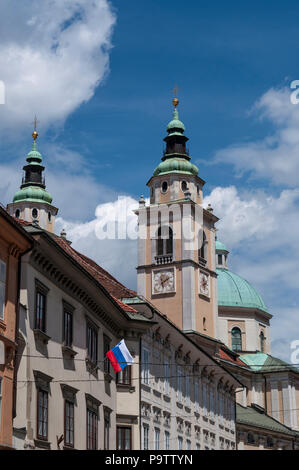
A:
[
  {"xmin": 219, "ymin": 347, "xmax": 249, "ymax": 368},
  {"xmin": 15, "ymin": 220, "xmax": 138, "ymax": 316}
]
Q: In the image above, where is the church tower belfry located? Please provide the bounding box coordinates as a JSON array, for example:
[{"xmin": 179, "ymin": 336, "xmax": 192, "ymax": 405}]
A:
[
  {"xmin": 7, "ymin": 123, "xmax": 58, "ymax": 232},
  {"xmin": 136, "ymin": 96, "xmax": 219, "ymax": 338}
]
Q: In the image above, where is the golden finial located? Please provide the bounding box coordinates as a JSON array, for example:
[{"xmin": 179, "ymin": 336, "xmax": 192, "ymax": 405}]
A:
[
  {"xmin": 32, "ymin": 115, "xmax": 39, "ymax": 141},
  {"xmin": 172, "ymin": 84, "xmax": 179, "ymax": 109}
]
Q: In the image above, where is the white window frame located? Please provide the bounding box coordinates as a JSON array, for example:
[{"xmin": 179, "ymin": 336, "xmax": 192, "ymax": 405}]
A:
[
  {"xmin": 194, "ymin": 378, "xmax": 199, "ymax": 411},
  {"xmin": 185, "ymin": 371, "xmax": 190, "ymax": 407},
  {"xmin": 154, "ymin": 427, "xmax": 160, "ymax": 450},
  {"xmin": 142, "ymin": 346, "xmax": 150, "ymax": 385},
  {"xmin": 177, "ymin": 366, "xmax": 182, "ymax": 402},
  {"xmin": 164, "ymin": 356, "xmax": 170, "ymax": 394},
  {"xmin": 142, "ymin": 424, "xmax": 149, "ymax": 450},
  {"xmin": 164, "ymin": 430, "xmax": 170, "ymax": 450},
  {"xmin": 0, "ymin": 261, "xmax": 6, "ymax": 320}
]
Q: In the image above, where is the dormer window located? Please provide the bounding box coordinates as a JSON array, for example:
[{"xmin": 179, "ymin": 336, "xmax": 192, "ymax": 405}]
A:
[{"xmin": 218, "ymin": 254, "xmax": 223, "ymax": 265}]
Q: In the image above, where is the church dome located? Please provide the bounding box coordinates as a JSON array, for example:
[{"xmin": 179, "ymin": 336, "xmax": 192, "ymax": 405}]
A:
[
  {"xmin": 216, "ymin": 239, "xmax": 268, "ymax": 313},
  {"xmin": 153, "ymin": 157, "xmax": 198, "ymax": 177},
  {"xmin": 217, "ymin": 268, "xmax": 268, "ymax": 313},
  {"xmin": 13, "ymin": 185, "xmax": 53, "ymax": 204}
]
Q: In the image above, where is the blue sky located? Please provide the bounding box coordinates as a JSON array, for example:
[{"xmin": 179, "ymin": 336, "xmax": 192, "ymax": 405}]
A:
[{"xmin": 0, "ymin": 0, "xmax": 299, "ymax": 360}]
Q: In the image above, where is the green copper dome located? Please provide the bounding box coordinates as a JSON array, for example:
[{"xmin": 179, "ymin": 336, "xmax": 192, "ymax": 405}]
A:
[
  {"xmin": 167, "ymin": 108, "xmax": 185, "ymax": 133},
  {"xmin": 13, "ymin": 185, "xmax": 53, "ymax": 204},
  {"xmin": 217, "ymin": 268, "xmax": 268, "ymax": 313},
  {"xmin": 26, "ymin": 141, "xmax": 43, "ymax": 164},
  {"xmin": 215, "ymin": 240, "xmax": 229, "ymax": 252},
  {"xmin": 154, "ymin": 157, "xmax": 199, "ymax": 176}
]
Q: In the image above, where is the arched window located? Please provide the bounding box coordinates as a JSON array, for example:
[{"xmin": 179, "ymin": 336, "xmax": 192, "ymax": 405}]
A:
[
  {"xmin": 157, "ymin": 226, "xmax": 173, "ymax": 257},
  {"xmin": 231, "ymin": 327, "xmax": 242, "ymax": 352},
  {"xmin": 260, "ymin": 331, "xmax": 265, "ymax": 352},
  {"xmin": 266, "ymin": 436, "xmax": 273, "ymax": 448},
  {"xmin": 247, "ymin": 432, "xmax": 255, "ymax": 445},
  {"xmin": 199, "ymin": 231, "xmax": 207, "ymax": 260},
  {"xmin": 15, "ymin": 209, "xmax": 20, "ymax": 219}
]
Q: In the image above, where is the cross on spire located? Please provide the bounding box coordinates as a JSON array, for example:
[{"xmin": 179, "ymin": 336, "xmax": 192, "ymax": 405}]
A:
[
  {"xmin": 172, "ymin": 84, "xmax": 179, "ymax": 109},
  {"xmin": 31, "ymin": 115, "xmax": 39, "ymax": 141}
]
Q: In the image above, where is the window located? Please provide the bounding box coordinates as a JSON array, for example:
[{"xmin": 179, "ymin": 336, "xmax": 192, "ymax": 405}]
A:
[
  {"xmin": 185, "ymin": 372, "xmax": 190, "ymax": 406},
  {"xmin": 194, "ymin": 378, "xmax": 199, "ymax": 410},
  {"xmin": 87, "ymin": 408, "xmax": 98, "ymax": 449},
  {"xmin": 104, "ymin": 409, "xmax": 111, "ymax": 450},
  {"xmin": 164, "ymin": 356, "xmax": 170, "ymax": 394},
  {"xmin": 164, "ymin": 431, "xmax": 170, "ymax": 450},
  {"xmin": 186, "ymin": 440, "xmax": 191, "ymax": 450},
  {"xmin": 161, "ymin": 181, "xmax": 168, "ymax": 193},
  {"xmin": 154, "ymin": 428, "xmax": 160, "ymax": 450},
  {"xmin": 32, "ymin": 208, "xmax": 38, "ymax": 219},
  {"xmin": 247, "ymin": 432, "xmax": 255, "ymax": 445},
  {"xmin": 196, "ymin": 443, "xmax": 201, "ymax": 450},
  {"xmin": 266, "ymin": 436, "xmax": 274, "ymax": 448},
  {"xmin": 0, "ymin": 261, "xmax": 6, "ymax": 320},
  {"xmin": 64, "ymin": 400, "xmax": 74, "ymax": 447},
  {"xmin": 63, "ymin": 306, "xmax": 73, "ymax": 348},
  {"xmin": 35, "ymin": 281, "xmax": 48, "ymax": 332},
  {"xmin": 177, "ymin": 366, "xmax": 182, "ymax": 402},
  {"xmin": 117, "ymin": 426, "xmax": 131, "ymax": 450},
  {"xmin": 218, "ymin": 254, "xmax": 223, "ymax": 265},
  {"xmin": 142, "ymin": 424, "xmax": 149, "ymax": 450},
  {"xmin": 48, "ymin": 212, "xmax": 51, "ymax": 222},
  {"xmin": 15, "ymin": 209, "xmax": 20, "ymax": 219},
  {"xmin": 37, "ymin": 389, "xmax": 48, "ymax": 440},
  {"xmin": 231, "ymin": 327, "xmax": 242, "ymax": 352},
  {"xmin": 178, "ymin": 436, "xmax": 183, "ymax": 450},
  {"xmin": 209, "ymin": 388, "xmax": 215, "ymax": 419},
  {"xmin": 157, "ymin": 226, "xmax": 173, "ymax": 257},
  {"xmin": 142, "ymin": 347, "xmax": 149, "ymax": 385},
  {"xmin": 260, "ymin": 331, "xmax": 265, "ymax": 352},
  {"xmin": 104, "ymin": 336, "xmax": 111, "ymax": 374},
  {"xmin": 199, "ymin": 231, "xmax": 207, "ymax": 260},
  {"xmin": 86, "ymin": 322, "xmax": 98, "ymax": 364},
  {"xmin": 202, "ymin": 382, "xmax": 207, "ymax": 416},
  {"xmin": 181, "ymin": 180, "xmax": 188, "ymax": 192},
  {"xmin": 117, "ymin": 365, "xmax": 132, "ymax": 385}
]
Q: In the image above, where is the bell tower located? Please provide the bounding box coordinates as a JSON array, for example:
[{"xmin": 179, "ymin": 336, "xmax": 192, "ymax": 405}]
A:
[
  {"xmin": 136, "ymin": 96, "xmax": 219, "ymax": 338},
  {"xmin": 7, "ymin": 122, "xmax": 58, "ymax": 232}
]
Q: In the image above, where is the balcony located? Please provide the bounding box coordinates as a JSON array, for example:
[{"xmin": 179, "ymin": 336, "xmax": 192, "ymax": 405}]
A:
[{"xmin": 155, "ymin": 255, "xmax": 173, "ymax": 265}]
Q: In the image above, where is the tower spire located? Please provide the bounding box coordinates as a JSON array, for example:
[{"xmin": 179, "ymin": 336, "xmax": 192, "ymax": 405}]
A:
[{"xmin": 7, "ymin": 120, "xmax": 58, "ymax": 232}]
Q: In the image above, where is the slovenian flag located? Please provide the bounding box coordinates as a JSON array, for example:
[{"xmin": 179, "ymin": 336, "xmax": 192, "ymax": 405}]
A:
[{"xmin": 106, "ymin": 339, "xmax": 134, "ymax": 372}]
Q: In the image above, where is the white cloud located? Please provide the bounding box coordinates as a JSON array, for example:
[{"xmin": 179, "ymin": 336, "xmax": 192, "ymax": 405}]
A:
[
  {"xmin": 56, "ymin": 196, "xmax": 140, "ymax": 288},
  {"xmin": 0, "ymin": 0, "xmax": 115, "ymax": 133},
  {"xmin": 213, "ymin": 86, "xmax": 299, "ymax": 186}
]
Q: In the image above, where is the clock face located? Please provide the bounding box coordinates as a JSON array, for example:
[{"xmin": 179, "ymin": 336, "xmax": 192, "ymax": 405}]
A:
[
  {"xmin": 152, "ymin": 269, "xmax": 175, "ymax": 295},
  {"xmin": 199, "ymin": 272, "xmax": 210, "ymax": 297}
]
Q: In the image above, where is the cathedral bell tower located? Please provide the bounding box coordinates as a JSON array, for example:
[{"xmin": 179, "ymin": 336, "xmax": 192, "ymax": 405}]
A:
[
  {"xmin": 7, "ymin": 124, "xmax": 58, "ymax": 232},
  {"xmin": 136, "ymin": 96, "xmax": 219, "ymax": 338}
]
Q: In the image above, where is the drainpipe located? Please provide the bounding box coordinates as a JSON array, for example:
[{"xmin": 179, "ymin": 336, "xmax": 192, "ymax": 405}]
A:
[{"xmin": 13, "ymin": 245, "xmax": 32, "ymax": 420}]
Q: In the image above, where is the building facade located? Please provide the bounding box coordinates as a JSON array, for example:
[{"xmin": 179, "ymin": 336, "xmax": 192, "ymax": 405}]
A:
[
  {"xmin": 0, "ymin": 206, "xmax": 32, "ymax": 449},
  {"xmin": 13, "ymin": 224, "xmax": 152, "ymax": 450}
]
